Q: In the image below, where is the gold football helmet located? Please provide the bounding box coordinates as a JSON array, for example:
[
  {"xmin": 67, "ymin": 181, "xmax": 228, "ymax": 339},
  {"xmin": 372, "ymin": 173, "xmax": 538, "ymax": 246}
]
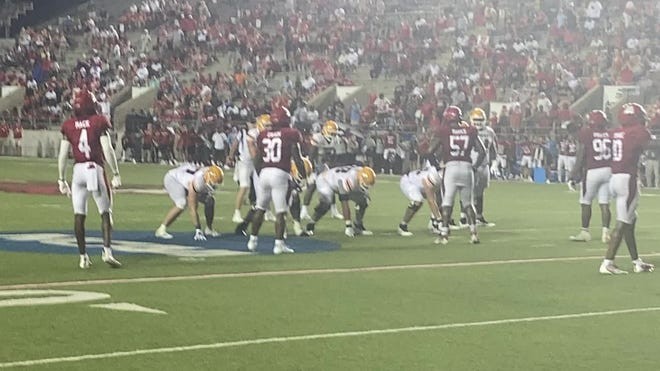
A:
[
  {"xmin": 203, "ymin": 165, "xmax": 224, "ymax": 186},
  {"xmin": 255, "ymin": 114, "xmax": 272, "ymax": 132},
  {"xmin": 357, "ymin": 166, "xmax": 376, "ymax": 191},
  {"xmin": 469, "ymin": 108, "xmax": 487, "ymax": 127},
  {"xmin": 322, "ymin": 120, "xmax": 339, "ymax": 140}
]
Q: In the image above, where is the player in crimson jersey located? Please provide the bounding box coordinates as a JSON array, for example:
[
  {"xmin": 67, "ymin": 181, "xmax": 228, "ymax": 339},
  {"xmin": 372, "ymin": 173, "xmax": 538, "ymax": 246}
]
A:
[
  {"xmin": 599, "ymin": 103, "xmax": 654, "ymax": 274},
  {"xmin": 568, "ymin": 110, "xmax": 612, "ymax": 243},
  {"xmin": 57, "ymin": 90, "xmax": 122, "ymax": 269},
  {"xmin": 430, "ymin": 106, "xmax": 486, "ymax": 244},
  {"xmin": 246, "ymin": 106, "xmax": 306, "ymax": 254}
]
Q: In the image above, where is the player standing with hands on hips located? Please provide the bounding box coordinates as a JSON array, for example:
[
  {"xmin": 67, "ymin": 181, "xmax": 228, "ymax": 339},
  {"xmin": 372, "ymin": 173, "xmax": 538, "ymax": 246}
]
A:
[{"xmin": 57, "ymin": 89, "xmax": 122, "ymax": 269}]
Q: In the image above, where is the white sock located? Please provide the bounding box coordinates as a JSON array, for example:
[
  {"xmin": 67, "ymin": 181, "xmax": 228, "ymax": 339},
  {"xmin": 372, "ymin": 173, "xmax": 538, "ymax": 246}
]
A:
[
  {"xmin": 301, "ymin": 205, "xmax": 308, "ymax": 214},
  {"xmin": 602, "ymin": 227, "xmax": 609, "ymax": 233},
  {"xmin": 632, "ymin": 258, "xmax": 643, "ymax": 265},
  {"xmin": 469, "ymin": 225, "xmax": 477, "ymax": 234},
  {"xmin": 275, "ymin": 239, "xmax": 284, "ymax": 246},
  {"xmin": 602, "ymin": 259, "xmax": 613, "ymax": 265},
  {"xmin": 103, "ymin": 246, "xmax": 113, "ymax": 255},
  {"xmin": 80, "ymin": 253, "xmax": 88, "ymax": 259},
  {"xmin": 249, "ymin": 235, "xmax": 258, "ymax": 242},
  {"xmin": 159, "ymin": 224, "xmax": 167, "ymax": 231}
]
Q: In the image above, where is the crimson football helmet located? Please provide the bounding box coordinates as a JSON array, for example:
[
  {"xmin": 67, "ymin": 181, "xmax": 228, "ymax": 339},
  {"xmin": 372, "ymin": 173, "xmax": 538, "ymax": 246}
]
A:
[
  {"xmin": 270, "ymin": 105, "xmax": 291, "ymax": 127},
  {"xmin": 618, "ymin": 103, "xmax": 647, "ymax": 127},
  {"xmin": 587, "ymin": 110, "xmax": 607, "ymax": 128},
  {"xmin": 442, "ymin": 106, "xmax": 462, "ymax": 124},
  {"xmin": 73, "ymin": 89, "xmax": 97, "ymax": 117}
]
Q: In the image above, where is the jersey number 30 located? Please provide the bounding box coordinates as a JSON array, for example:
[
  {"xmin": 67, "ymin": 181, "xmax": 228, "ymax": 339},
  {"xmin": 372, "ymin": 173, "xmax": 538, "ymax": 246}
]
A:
[{"xmin": 262, "ymin": 137, "xmax": 282, "ymax": 163}]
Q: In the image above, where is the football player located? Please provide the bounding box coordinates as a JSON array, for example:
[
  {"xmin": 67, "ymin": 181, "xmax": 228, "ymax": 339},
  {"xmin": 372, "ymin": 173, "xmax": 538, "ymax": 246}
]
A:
[
  {"xmin": 58, "ymin": 89, "xmax": 122, "ymax": 269},
  {"xmin": 397, "ymin": 167, "xmax": 443, "ymax": 237},
  {"xmin": 568, "ymin": 110, "xmax": 612, "ymax": 243},
  {"xmin": 599, "ymin": 103, "xmax": 654, "ymax": 274},
  {"xmin": 430, "ymin": 106, "xmax": 486, "ymax": 244},
  {"xmin": 301, "ymin": 120, "xmax": 343, "ymax": 221},
  {"xmin": 155, "ymin": 164, "xmax": 224, "ymax": 240},
  {"xmin": 289, "ymin": 157, "xmax": 314, "ymax": 236},
  {"xmin": 247, "ymin": 105, "xmax": 307, "ymax": 254},
  {"xmin": 467, "ymin": 107, "xmax": 497, "ymax": 227},
  {"xmin": 305, "ymin": 165, "xmax": 376, "ymax": 237}
]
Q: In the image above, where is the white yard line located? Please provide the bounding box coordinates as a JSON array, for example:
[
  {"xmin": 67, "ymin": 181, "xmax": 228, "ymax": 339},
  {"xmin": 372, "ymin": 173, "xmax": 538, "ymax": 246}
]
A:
[
  {"xmin": 3, "ymin": 253, "xmax": 660, "ymax": 290},
  {"xmin": 1, "ymin": 306, "xmax": 658, "ymax": 368}
]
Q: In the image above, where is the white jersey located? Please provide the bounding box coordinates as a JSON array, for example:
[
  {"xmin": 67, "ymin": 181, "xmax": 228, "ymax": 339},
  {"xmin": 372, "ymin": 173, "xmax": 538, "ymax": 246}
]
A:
[
  {"xmin": 168, "ymin": 164, "xmax": 207, "ymax": 193},
  {"xmin": 236, "ymin": 128, "xmax": 255, "ymax": 163},
  {"xmin": 400, "ymin": 168, "xmax": 441, "ymax": 203},
  {"xmin": 318, "ymin": 165, "xmax": 362, "ymax": 196},
  {"xmin": 472, "ymin": 125, "xmax": 496, "ymax": 166}
]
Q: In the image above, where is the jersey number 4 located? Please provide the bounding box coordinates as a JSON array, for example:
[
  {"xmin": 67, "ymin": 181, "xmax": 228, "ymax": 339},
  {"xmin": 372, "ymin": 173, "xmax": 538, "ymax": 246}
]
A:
[
  {"xmin": 78, "ymin": 129, "xmax": 92, "ymax": 159},
  {"xmin": 262, "ymin": 137, "xmax": 282, "ymax": 163}
]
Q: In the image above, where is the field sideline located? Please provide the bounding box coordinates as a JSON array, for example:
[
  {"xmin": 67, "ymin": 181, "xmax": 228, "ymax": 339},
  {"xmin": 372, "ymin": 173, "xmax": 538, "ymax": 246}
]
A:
[{"xmin": 1, "ymin": 157, "xmax": 659, "ymax": 370}]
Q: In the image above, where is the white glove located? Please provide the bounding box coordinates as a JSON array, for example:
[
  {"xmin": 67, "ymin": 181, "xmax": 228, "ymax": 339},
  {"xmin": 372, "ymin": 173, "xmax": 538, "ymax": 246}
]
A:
[
  {"xmin": 344, "ymin": 226, "xmax": 355, "ymax": 237},
  {"xmin": 58, "ymin": 179, "xmax": 71, "ymax": 197},
  {"xmin": 194, "ymin": 228, "xmax": 207, "ymax": 241},
  {"xmin": 111, "ymin": 175, "xmax": 122, "ymax": 188}
]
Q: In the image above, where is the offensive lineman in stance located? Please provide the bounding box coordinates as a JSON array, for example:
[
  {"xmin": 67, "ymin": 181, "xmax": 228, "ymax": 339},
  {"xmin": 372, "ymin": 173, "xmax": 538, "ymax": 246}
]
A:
[
  {"xmin": 305, "ymin": 165, "xmax": 376, "ymax": 237},
  {"xmin": 599, "ymin": 103, "xmax": 654, "ymax": 274},
  {"xmin": 247, "ymin": 106, "xmax": 306, "ymax": 254},
  {"xmin": 155, "ymin": 164, "xmax": 224, "ymax": 240},
  {"xmin": 568, "ymin": 110, "xmax": 612, "ymax": 243},
  {"xmin": 397, "ymin": 167, "xmax": 443, "ymax": 236},
  {"xmin": 58, "ymin": 90, "xmax": 122, "ymax": 269},
  {"xmin": 431, "ymin": 106, "xmax": 486, "ymax": 245}
]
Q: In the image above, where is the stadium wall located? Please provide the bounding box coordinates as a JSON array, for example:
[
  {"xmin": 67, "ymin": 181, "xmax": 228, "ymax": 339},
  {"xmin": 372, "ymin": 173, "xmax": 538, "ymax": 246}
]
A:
[{"xmin": 113, "ymin": 86, "xmax": 158, "ymax": 153}]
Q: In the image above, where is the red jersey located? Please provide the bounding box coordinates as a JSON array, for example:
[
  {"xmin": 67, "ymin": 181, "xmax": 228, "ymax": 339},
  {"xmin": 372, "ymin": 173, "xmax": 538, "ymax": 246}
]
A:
[
  {"xmin": 0, "ymin": 123, "xmax": 9, "ymax": 138},
  {"xmin": 521, "ymin": 142, "xmax": 533, "ymax": 156},
  {"xmin": 12, "ymin": 125, "xmax": 22, "ymax": 139},
  {"xmin": 567, "ymin": 140, "xmax": 577, "ymax": 156},
  {"xmin": 384, "ymin": 134, "xmax": 397, "ymax": 149},
  {"xmin": 257, "ymin": 127, "xmax": 302, "ymax": 172},
  {"xmin": 610, "ymin": 125, "xmax": 651, "ymax": 175},
  {"xmin": 437, "ymin": 124, "xmax": 479, "ymax": 163},
  {"xmin": 61, "ymin": 114, "xmax": 111, "ymax": 165},
  {"xmin": 559, "ymin": 139, "xmax": 569, "ymax": 156},
  {"xmin": 578, "ymin": 126, "xmax": 611, "ymax": 170}
]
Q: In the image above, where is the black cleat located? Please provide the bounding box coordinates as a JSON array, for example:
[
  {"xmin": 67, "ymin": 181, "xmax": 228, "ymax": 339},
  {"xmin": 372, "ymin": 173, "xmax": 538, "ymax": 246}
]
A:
[
  {"xmin": 235, "ymin": 223, "xmax": 248, "ymax": 236},
  {"xmin": 305, "ymin": 223, "xmax": 315, "ymax": 236}
]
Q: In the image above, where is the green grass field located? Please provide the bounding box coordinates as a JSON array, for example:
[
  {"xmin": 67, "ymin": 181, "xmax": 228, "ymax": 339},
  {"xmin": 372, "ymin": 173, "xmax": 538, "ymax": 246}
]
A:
[{"xmin": 1, "ymin": 156, "xmax": 660, "ymax": 370}]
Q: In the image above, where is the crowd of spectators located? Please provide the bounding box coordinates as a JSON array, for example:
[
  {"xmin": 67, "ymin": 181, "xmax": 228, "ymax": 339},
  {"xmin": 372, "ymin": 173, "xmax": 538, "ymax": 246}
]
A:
[{"xmin": 2, "ymin": 0, "xmax": 660, "ymax": 186}]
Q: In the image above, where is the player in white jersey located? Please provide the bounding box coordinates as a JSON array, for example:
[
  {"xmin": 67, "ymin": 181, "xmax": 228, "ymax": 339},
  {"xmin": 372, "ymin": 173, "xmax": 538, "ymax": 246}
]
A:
[
  {"xmin": 155, "ymin": 164, "xmax": 224, "ymax": 240},
  {"xmin": 227, "ymin": 115, "xmax": 270, "ymax": 223},
  {"xmin": 301, "ymin": 120, "xmax": 343, "ymax": 220},
  {"xmin": 305, "ymin": 165, "xmax": 376, "ymax": 237},
  {"xmin": 397, "ymin": 167, "xmax": 443, "ymax": 236},
  {"xmin": 466, "ymin": 108, "xmax": 497, "ymax": 227}
]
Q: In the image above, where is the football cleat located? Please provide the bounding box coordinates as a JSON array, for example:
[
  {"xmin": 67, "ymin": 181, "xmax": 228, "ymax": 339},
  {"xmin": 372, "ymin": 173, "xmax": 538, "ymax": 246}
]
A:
[
  {"xmin": 204, "ymin": 227, "xmax": 220, "ymax": 237},
  {"xmin": 247, "ymin": 235, "xmax": 258, "ymax": 252},
  {"xmin": 305, "ymin": 223, "xmax": 315, "ymax": 236},
  {"xmin": 470, "ymin": 234, "xmax": 480, "ymax": 244},
  {"xmin": 293, "ymin": 221, "xmax": 304, "ymax": 236},
  {"xmin": 232, "ymin": 210, "xmax": 244, "ymax": 224},
  {"xmin": 633, "ymin": 262, "xmax": 655, "ymax": 273},
  {"xmin": 398, "ymin": 224, "xmax": 413, "ymax": 237},
  {"xmin": 155, "ymin": 226, "xmax": 173, "ymax": 239},
  {"xmin": 570, "ymin": 230, "xmax": 591, "ymax": 242},
  {"xmin": 102, "ymin": 251, "xmax": 122, "ymax": 268},
  {"xmin": 434, "ymin": 235, "xmax": 449, "ymax": 245},
  {"xmin": 79, "ymin": 254, "xmax": 91, "ymax": 269},
  {"xmin": 273, "ymin": 243, "xmax": 294, "ymax": 255},
  {"xmin": 599, "ymin": 262, "xmax": 628, "ymax": 275},
  {"xmin": 476, "ymin": 217, "xmax": 495, "ymax": 227}
]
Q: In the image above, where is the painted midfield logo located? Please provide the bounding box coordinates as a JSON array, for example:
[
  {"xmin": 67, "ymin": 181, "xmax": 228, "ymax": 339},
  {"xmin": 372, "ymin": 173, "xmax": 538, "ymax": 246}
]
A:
[{"xmin": 0, "ymin": 232, "xmax": 339, "ymax": 257}]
